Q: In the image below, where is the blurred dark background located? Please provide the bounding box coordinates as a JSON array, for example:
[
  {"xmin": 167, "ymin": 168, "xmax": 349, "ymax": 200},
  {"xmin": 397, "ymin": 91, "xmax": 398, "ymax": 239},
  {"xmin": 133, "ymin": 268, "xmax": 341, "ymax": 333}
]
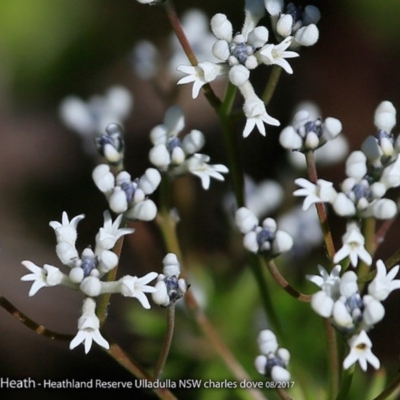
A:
[{"xmin": 1, "ymin": 0, "xmax": 400, "ymax": 399}]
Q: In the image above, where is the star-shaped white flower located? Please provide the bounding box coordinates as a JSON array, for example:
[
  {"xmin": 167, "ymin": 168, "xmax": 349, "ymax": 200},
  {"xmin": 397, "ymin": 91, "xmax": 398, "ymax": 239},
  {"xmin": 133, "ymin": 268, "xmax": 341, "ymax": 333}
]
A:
[
  {"xmin": 333, "ymin": 222, "xmax": 372, "ymax": 267},
  {"xmin": 120, "ymin": 272, "xmax": 158, "ymax": 309},
  {"xmin": 294, "ymin": 178, "xmax": 337, "ymax": 210},
  {"xmin": 259, "ymin": 36, "xmax": 299, "ymax": 74},
  {"xmin": 177, "ymin": 62, "xmax": 227, "ymax": 99},
  {"xmin": 70, "ymin": 298, "xmax": 109, "ymax": 354},
  {"xmin": 185, "ymin": 154, "xmax": 229, "ymax": 190},
  {"xmin": 95, "ymin": 211, "xmax": 134, "ymax": 253},
  {"xmin": 242, "ymin": 96, "xmax": 280, "ymax": 137},
  {"xmin": 343, "ymin": 330, "xmax": 380, "ymax": 371},
  {"xmin": 368, "ymin": 260, "xmax": 400, "ymax": 301},
  {"xmin": 21, "ymin": 261, "xmax": 65, "ymax": 296},
  {"xmin": 49, "ymin": 212, "xmax": 85, "ymax": 245}
]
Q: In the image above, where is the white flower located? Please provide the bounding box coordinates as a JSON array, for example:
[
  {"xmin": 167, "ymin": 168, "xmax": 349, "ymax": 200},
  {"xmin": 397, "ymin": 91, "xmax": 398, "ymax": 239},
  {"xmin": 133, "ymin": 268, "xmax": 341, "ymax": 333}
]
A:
[
  {"xmin": 70, "ymin": 298, "xmax": 109, "ymax": 354},
  {"xmin": 333, "ymin": 222, "xmax": 372, "ymax": 267},
  {"xmin": 307, "ymin": 265, "xmax": 341, "ymax": 318},
  {"xmin": 95, "ymin": 211, "xmax": 134, "ymax": 253},
  {"xmin": 259, "ymin": 36, "xmax": 298, "ymax": 74},
  {"xmin": 120, "ymin": 272, "xmax": 158, "ymax": 309},
  {"xmin": 21, "ymin": 261, "xmax": 66, "ymax": 296},
  {"xmin": 293, "ymin": 178, "xmax": 337, "ymax": 210},
  {"xmin": 368, "ymin": 260, "xmax": 400, "ymax": 301},
  {"xmin": 343, "ymin": 330, "xmax": 380, "ymax": 371},
  {"xmin": 49, "ymin": 212, "xmax": 85, "ymax": 246},
  {"xmin": 184, "ymin": 154, "xmax": 229, "ymax": 190},
  {"xmin": 177, "ymin": 62, "xmax": 227, "ymax": 99},
  {"xmin": 241, "ymin": 90, "xmax": 280, "ymax": 137}
]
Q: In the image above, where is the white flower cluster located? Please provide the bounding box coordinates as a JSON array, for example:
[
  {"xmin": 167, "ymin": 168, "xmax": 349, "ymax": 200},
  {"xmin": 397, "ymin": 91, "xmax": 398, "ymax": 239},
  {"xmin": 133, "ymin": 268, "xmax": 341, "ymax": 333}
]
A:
[
  {"xmin": 307, "ymin": 260, "xmax": 400, "ymax": 371},
  {"xmin": 254, "ymin": 329, "xmax": 291, "ymax": 381},
  {"xmin": 235, "ymin": 207, "xmax": 293, "ymax": 255},
  {"xmin": 149, "ymin": 105, "xmax": 228, "ymax": 190},
  {"xmin": 279, "ymin": 109, "xmax": 342, "ymax": 151},
  {"xmin": 294, "ymin": 102, "xmax": 400, "ymax": 220},
  {"xmin": 152, "ymin": 253, "xmax": 187, "ymax": 307},
  {"xmin": 265, "ymin": 0, "xmax": 320, "ymax": 48},
  {"xmin": 21, "ymin": 211, "xmax": 159, "ymax": 353},
  {"xmin": 93, "ymin": 164, "xmax": 161, "ymax": 221},
  {"xmin": 59, "ymin": 85, "xmax": 133, "ymax": 152},
  {"xmin": 177, "ymin": 0, "xmax": 309, "ymax": 138}
]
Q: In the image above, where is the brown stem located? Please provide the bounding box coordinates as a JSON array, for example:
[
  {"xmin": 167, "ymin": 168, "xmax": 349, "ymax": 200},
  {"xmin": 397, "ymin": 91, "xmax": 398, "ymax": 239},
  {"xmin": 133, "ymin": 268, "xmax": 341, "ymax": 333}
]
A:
[
  {"xmin": 163, "ymin": 0, "xmax": 221, "ymax": 109},
  {"xmin": 373, "ymin": 372, "xmax": 400, "ymax": 400},
  {"xmin": 0, "ymin": 293, "xmax": 73, "ymax": 340},
  {"xmin": 324, "ymin": 319, "xmax": 339, "ymax": 399},
  {"xmin": 265, "ymin": 260, "xmax": 311, "ymax": 302},
  {"xmin": 97, "ymin": 233, "xmax": 126, "ymax": 325},
  {"xmin": 107, "ymin": 342, "xmax": 177, "ymax": 400},
  {"xmin": 154, "ymin": 305, "xmax": 176, "ymax": 380},
  {"xmin": 305, "ymin": 151, "xmax": 336, "ymax": 261}
]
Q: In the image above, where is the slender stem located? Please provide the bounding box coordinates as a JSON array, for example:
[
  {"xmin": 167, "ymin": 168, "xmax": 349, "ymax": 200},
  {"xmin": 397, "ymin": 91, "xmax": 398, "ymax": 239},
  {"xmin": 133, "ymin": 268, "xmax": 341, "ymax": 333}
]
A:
[
  {"xmin": 184, "ymin": 290, "xmax": 266, "ymax": 400},
  {"xmin": 217, "ymin": 82, "xmax": 245, "ymax": 207},
  {"xmin": 0, "ymin": 293, "xmax": 73, "ymax": 340},
  {"xmin": 305, "ymin": 151, "xmax": 336, "ymax": 261},
  {"xmin": 265, "ymin": 260, "xmax": 311, "ymax": 302},
  {"xmin": 163, "ymin": 0, "xmax": 221, "ymax": 109},
  {"xmin": 276, "ymin": 388, "xmax": 293, "ymax": 400},
  {"xmin": 262, "ymin": 66, "xmax": 282, "ymax": 106},
  {"xmin": 358, "ymin": 217, "xmax": 376, "ymax": 289},
  {"xmin": 324, "ymin": 319, "xmax": 339, "ymax": 400},
  {"xmin": 373, "ymin": 372, "xmax": 400, "ymax": 400},
  {"xmin": 250, "ymin": 255, "xmax": 284, "ymax": 339},
  {"xmin": 97, "ymin": 233, "xmax": 126, "ymax": 325},
  {"xmin": 386, "ymin": 247, "xmax": 400, "ymax": 269},
  {"xmin": 334, "ymin": 363, "xmax": 354, "ymax": 400},
  {"xmin": 156, "ymin": 207, "xmax": 266, "ymax": 400},
  {"xmin": 154, "ymin": 305, "xmax": 176, "ymax": 380},
  {"xmin": 106, "ymin": 342, "xmax": 177, "ymax": 400}
]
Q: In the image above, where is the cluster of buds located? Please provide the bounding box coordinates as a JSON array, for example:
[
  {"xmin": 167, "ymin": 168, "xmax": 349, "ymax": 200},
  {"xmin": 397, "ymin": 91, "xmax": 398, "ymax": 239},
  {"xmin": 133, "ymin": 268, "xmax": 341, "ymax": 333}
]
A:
[
  {"xmin": 152, "ymin": 254, "xmax": 187, "ymax": 307},
  {"xmin": 265, "ymin": 0, "xmax": 320, "ymax": 48},
  {"xmin": 293, "ymin": 101, "xmax": 400, "ymax": 220},
  {"xmin": 254, "ymin": 330, "xmax": 291, "ymax": 381},
  {"xmin": 21, "ymin": 212, "xmax": 160, "ymax": 353},
  {"xmin": 279, "ymin": 109, "xmax": 342, "ymax": 151},
  {"xmin": 235, "ymin": 207, "xmax": 293, "ymax": 256},
  {"xmin": 307, "ymin": 261, "xmax": 400, "ymax": 370},
  {"xmin": 92, "ymin": 164, "xmax": 161, "ymax": 221},
  {"xmin": 59, "ymin": 85, "xmax": 133, "ymax": 152},
  {"xmin": 149, "ymin": 106, "xmax": 228, "ymax": 190}
]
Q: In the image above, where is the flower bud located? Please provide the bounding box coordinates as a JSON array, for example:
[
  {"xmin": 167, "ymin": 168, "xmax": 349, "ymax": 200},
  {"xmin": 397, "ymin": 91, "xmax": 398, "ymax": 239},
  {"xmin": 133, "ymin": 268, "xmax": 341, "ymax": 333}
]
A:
[
  {"xmin": 276, "ymin": 14, "xmax": 293, "ymax": 37},
  {"xmin": 92, "ymin": 164, "xmax": 115, "ymax": 193},
  {"xmin": 235, "ymin": 207, "xmax": 258, "ymax": 233},
  {"xmin": 128, "ymin": 199, "xmax": 157, "ymax": 221},
  {"xmin": 139, "ymin": 168, "xmax": 161, "ymax": 194},
  {"xmin": 294, "ymin": 24, "xmax": 319, "ymax": 46},
  {"xmin": 80, "ymin": 276, "xmax": 102, "ymax": 297},
  {"xmin": 211, "ymin": 14, "xmax": 232, "ymax": 42}
]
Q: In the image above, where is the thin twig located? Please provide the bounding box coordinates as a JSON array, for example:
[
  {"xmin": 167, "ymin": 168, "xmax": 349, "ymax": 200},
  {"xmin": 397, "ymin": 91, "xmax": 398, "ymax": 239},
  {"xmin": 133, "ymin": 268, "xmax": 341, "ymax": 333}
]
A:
[
  {"xmin": 0, "ymin": 293, "xmax": 73, "ymax": 340},
  {"xmin": 154, "ymin": 305, "xmax": 176, "ymax": 380},
  {"xmin": 305, "ymin": 151, "xmax": 336, "ymax": 261},
  {"xmin": 265, "ymin": 260, "xmax": 311, "ymax": 302}
]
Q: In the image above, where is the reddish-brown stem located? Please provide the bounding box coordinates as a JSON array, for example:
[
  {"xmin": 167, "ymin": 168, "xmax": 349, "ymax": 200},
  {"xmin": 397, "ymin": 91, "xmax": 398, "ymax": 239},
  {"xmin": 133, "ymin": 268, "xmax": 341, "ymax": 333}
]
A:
[
  {"xmin": 266, "ymin": 260, "xmax": 311, "ymax": 302},
  {"xmin": 305, "ymin": 151, "xmax": 336, "ymax": 261}
]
